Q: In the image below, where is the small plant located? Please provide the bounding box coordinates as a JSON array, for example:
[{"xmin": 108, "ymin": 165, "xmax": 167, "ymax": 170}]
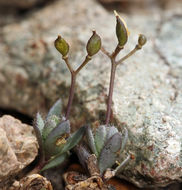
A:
[
  {"xmin": 32, "ymin": 10, "xmax": 146, "ymax": 190},
  {"xmin": 77, "ymin": 125, "xmax": 129, "ymax": 180},
  {"xmin": 33, "ymin": 31, "xmax": 101, "ymax": 172},
  {"xmin": 33, "ymin": 100, "xmax": 86, "ymax": 172},
  {"xmin": 64, "ymin": 11, "xmax": 147, "ymax": 189}
]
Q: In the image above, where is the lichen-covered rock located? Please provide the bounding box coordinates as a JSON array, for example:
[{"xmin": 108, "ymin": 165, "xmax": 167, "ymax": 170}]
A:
[
  {"xmin": 0, "ymin": 0, "xmax": 182, "ymax": 188},
  {"xmin": 0, "ymin": 115, "xmax": 38, "ymax": 188}
]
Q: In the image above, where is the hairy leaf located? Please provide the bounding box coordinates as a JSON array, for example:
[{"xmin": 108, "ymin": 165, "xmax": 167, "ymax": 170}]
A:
[
  {"xmin": 99, "ymin": 133, "xmax": 122, "ymax": 174},
  {"xmin": 36, "ymin": 112, "xmax": 44, "ymax": 134},
  {"xmin": 44, "ymin": 120, "xmax": 70, "ymax": 158},
  {"xmin": 33, "ymin": 117, "xmax": 44, "ymax": 161},
  {"xmin": 42, "ymin": 115, "xmax": 60, "ymax": 141},
  {"xmin": 75, "ymin": 145, "xmax": 91, "ymax": 171},
  {"xmin": 95, "ymin": 125, "xmax": 106, "ymax": 156},
  {"xmin": 86, "ymin": 126, "xmax": 98, "ymax": 157},
  {"xmin": 46, "ymin": 99, "xmax": 62, "ymax": 120},
  {"xmin": 106, "ymin": 126, "xmax": 118, "ymax": 141},
  {"xmin": 41, "ymin": 153, "xmax": 68, "ymax": 172},
  {"xmin": 60, "ymin": 126, "xmax": 86, "ymax": 154}
]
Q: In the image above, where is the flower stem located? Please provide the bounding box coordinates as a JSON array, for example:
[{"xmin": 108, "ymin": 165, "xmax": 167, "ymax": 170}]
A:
[
  {"xmin": 101, "ymin": 46, "xmax": 111, "ymax": 58},
  {"xmin": 63, "ymin": 55, "xmax": 92, "ymax": 120},
  {"xmin": 116, "ymin": 45, "xmax": 139, "ymax": 65},
  {"xmin": 105, "ymin": 59, "xmax": 117, "ymax": 125},
  {"xmin": 65, "ymin": 73, "xmax": 76, "ymax": 120},
  {"xmin": 75, "ymin": 55, "xmax": 91, "ymax": 74},
  {"xmin": 63, "ymin": 56, "xmax": 73, "ymax": 73}
]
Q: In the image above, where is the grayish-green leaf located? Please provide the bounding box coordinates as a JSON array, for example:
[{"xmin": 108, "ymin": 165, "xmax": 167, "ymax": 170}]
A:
[
  {"xmin": 99, "ymin": 133, "xmax": 122, "ymax": 174},
  {"xmin": 86, "ymin": 126, "xmax": 98, "ymax": 157},
  {"xmin": 47, "ymin": 99, "xmax": 62, "ymax": 120},
  {"xmin": 75, "ymin": 145, "xmax": 91, "ymax": 171},
  {"xmin": 60, "ymin": 126, "xmax": 86, "ymax": 154},
  {"xmin": 106, "ymin": 126, "xmax": 118, "ymax": 141},
  {"xmin": 94, "ymin": 125, "xmax": 106, "ymax": 156},
  {"xmin": 36, "ymin": 112, "xmax": 44, "ymax": 134},
  {"xmin": 33, "ymin": 115, "xmax": 44, "ymax": 160},
  {"xmin": 42, "ymin": 115, "xmax": 60, "ymax": 141},
  {"xmin": 41, "ymin": 153, "xmax": 68, "ymax": 172},
  {"xmin": 44, "ymin": 120, "xmax": 70, "ymax": 158}
]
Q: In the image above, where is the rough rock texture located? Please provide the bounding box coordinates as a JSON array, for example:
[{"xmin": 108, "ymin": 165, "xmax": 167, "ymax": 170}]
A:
[
  {"xmin": 0, "ymin": 0, "xmax": 182, "ymax": 188},
  {"xmin": 9, "ymin": 174, "xmax": 53, "ymax": 190},
  {"xmin": 0, "ymin": 115, "xmax": 38, "ymax": 188},
  {"xmin": 0, "ymin": 0, "xmax": 49, "ymax": 9}
]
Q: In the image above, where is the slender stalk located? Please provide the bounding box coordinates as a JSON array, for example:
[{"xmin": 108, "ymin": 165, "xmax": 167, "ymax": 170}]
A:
[
  {"xmin": 101, "ymin": 47, "xmax": 111, "ymax": 58},
  {"xmin": 114, "ymin": 154, "xmax": 130, "ymax": 175},
  {"xmin": 116, "ymin": 45, "xmax": 139, "ymax": 65},
  {"xmin": 62, "ymin": 56, "xmax": 74, "ymax": 74},
  {"xmin": 75, "ymin": 55, "xmax": 91, "ymax": 74},
  {"xmin": 65, "ymin": 73, "xmax": 76, "ymax": 120},
  {"xmin": 105, "ymin": 59, "xmax": 117, "ymax": 125},
  {"xmin": 63, "ymin": 55, "xmax": 92, "ymax": 120}
]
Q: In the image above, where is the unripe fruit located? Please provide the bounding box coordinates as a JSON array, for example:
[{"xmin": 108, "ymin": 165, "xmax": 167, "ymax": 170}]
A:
[
  {"xmin": 54, "ymin": 35, "xmax": 69, "ymax": 57},
  {"xmin": 86, "ymin": 31, "xmax": 101, "ymax": 57}
]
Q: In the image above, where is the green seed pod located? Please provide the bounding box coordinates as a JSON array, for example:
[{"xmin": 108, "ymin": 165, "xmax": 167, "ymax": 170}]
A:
[
  {"xmin": 86, "ymin": 31, "xmax": 101, "ymax": 57},
  {"xmin": 138, "ymin": 34, "xmax": 147, "ymax": 47},
  {"xmin": 115, "ymin": 10, "xmax": 129, "ymax": 47},
  {"xmin": 54, "ymin": 35, "xmax": 69, "ymax": 57}
]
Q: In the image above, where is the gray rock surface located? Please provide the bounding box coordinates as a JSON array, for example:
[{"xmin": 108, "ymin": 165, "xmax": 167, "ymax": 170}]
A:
[
  {"xmin": 0, "ymin": 0, "xmax": 48, "ymax": 9},
  {"xmin": 0, "ymin": 0, "xmax": 182, "ymax": 188},
  {"xmin": 0, "ymin": 115, "xmax": 38, "ymax": 188}
]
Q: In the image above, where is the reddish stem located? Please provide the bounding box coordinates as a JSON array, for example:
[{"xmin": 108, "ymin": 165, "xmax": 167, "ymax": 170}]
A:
[
  {"xmin": 105, "ymin": 59, "xmax": 117, "ymax": 125},
  {"xmin": 65, "ymin": 73, "xmax": 76, "ymax": 120}
]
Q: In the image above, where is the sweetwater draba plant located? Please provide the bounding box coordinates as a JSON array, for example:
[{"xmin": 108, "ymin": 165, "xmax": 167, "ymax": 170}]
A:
[
  {"xmin": 33, "ymin": 31, "xmax": 101, "ymax": 172},
  {"xmin": 64, "ymin": 11, "xmax": 147, "ymax": 189}
]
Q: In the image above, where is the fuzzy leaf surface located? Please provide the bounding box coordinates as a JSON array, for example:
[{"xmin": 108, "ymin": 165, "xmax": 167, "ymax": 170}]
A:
[
  {"xmin": 86, "ymin": 126, "xmax": 98, "ymax": 157},
  {"xmin": 44, "ymin": 120, "xmax": 70, "ymax": 158},
  {"xmin": 33, "ymin": 117, "xmax": 44, "ymax": 160},
  {"xmin": 75, "ymin": 145, "xmax": 91, "ymax": 171},
  {"xmin": 95, "ymin": 125, "xmax": 106, "ymax": 156},
  {"xmin": 36, "ymin": 112, "xmax": 44, "ymax": 134},
  {"xmin": 99, "ymin": 133, "xmax": 122, "ymax": 174},
  {"xmin": 60, "ymin": 126, "xmax": 86, "ymax": 154},
  {"xmin": 41, "ymin": 152, "xmax": 68, "ymax": 172},
  {"xmin": 46, "ymin": 99, "xmax": 62, "ymax": 120},
  {"xmin": 42, "ymin": 115, "xmax": 60, "ymax": 141},
  {"xmin": 106, "ymin": 126, "xmax": 118, "ymax": 141}
]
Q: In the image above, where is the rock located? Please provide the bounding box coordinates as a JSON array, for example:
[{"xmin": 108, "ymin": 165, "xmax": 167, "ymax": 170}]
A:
[
  {"xmin": 0, "ymin": 115, "xmax": 38, "ymax": 188},
  {"xmin": 0, "ymin": 0, "xmax": 49, "ymax": 9},
  {"xmin": 0, "ymin": 0, "xmax": 182, "ymax": 188},
  {"xmin": 9, "ymin": 174, "xmax": 53, "ymax": 190}
]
